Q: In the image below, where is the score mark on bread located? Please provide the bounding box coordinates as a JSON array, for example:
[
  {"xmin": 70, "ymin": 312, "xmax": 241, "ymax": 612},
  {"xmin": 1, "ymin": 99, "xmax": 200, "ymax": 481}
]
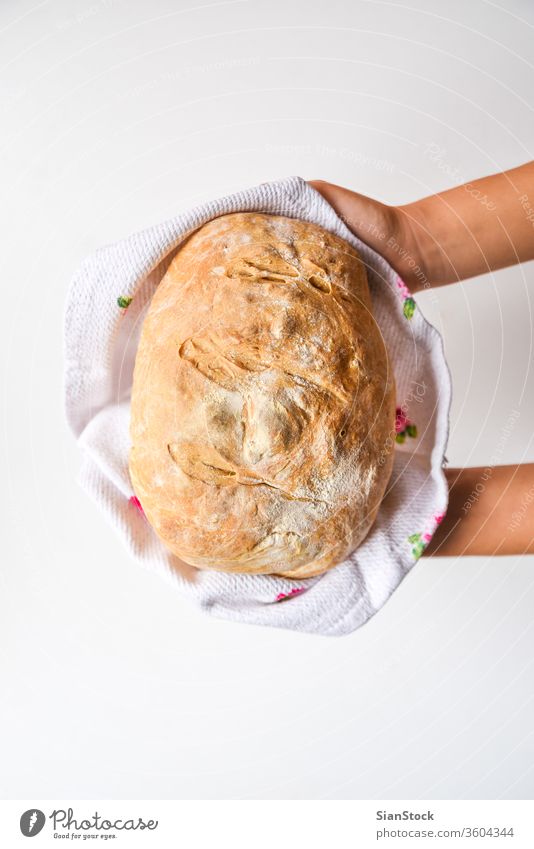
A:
[{"xmin": 167, "ymin": 440, "xmax": 325, "ymax": 504}]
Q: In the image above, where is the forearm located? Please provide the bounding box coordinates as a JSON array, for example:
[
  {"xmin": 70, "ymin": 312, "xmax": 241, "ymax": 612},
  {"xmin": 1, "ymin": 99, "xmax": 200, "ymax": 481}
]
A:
[
  {"xmin": 423, "ymin": 464, "xmax": 534, "ymax": 557},
  {"xmin": 400, "ymin": 162, "xmax": 534, "ymax": 289}
]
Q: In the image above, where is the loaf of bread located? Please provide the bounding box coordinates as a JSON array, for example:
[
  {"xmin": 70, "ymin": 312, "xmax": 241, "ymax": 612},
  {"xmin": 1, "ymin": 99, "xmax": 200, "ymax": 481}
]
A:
[{"xmin": 129, "ymin": 212, "xmax": 395, "ymax": 579}]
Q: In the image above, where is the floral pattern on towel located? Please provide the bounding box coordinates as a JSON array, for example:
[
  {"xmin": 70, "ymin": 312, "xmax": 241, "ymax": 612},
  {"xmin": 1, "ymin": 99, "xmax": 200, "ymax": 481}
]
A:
[
  {"xmin": 408, "ymin": 512, "xmax": 445, "ymax": 559},
  {"xmin": 275, "ymin": 587, "xmax": 306, "ymax": 602},
  {"xmin": 395, "ymin": 406, "xmax": 418, "ymax": 444},
  {"xmin": 395, "ymin": 276, "xmax": 416, "ymax": 319},
  {"xmin": 129, "ymin": 495, "xmax": 145, "ymax": 517}
]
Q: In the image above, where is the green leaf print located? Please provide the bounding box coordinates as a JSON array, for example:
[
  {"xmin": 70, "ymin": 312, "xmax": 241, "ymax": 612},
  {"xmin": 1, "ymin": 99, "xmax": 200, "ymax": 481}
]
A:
[
  {"xmin": 407, "ymin": 531, "xmax": 426, "ymax": 559},
  {"xmin": 403, "ymin": 297, "xmax": 416, "ymax": 319}
]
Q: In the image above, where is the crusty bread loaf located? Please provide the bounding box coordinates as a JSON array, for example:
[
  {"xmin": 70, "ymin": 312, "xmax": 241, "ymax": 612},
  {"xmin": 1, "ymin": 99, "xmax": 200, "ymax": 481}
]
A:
[{"xmin": 129, "ymin": 212, "xmax": 395, "ymax": 579}]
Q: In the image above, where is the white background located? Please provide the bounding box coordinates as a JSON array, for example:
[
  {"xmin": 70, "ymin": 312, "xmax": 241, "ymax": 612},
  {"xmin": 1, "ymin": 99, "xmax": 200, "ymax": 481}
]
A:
[{"xmin": 1, "ymin": 0, "xmax": 534, "ymax": 800}]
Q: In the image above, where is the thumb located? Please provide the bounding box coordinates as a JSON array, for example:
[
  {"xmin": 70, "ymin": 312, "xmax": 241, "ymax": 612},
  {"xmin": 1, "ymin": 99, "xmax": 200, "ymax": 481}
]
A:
[{"xmin": 308, "ymin": 180, "xmax": 394, "ymax": 257}]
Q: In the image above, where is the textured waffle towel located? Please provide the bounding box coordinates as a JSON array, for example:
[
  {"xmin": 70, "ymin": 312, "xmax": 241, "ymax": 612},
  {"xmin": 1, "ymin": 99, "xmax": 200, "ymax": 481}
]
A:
[{"xmin": 64, "ymin": 176, "xmax": 451, "ymax": 637}]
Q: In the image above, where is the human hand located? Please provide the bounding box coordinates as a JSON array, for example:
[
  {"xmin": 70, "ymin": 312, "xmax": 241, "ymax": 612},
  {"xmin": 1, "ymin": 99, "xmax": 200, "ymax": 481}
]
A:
[
  {"xmin": 424, "ymin": 464, "xmax": 534, "ymax": 557},
  {"xmin": 310, "ymin": 162, "xmax": 534, "ymax": 290},
  {"xmin": 308, "ymin": 180, "xmax": 436, "ymax": 293}
]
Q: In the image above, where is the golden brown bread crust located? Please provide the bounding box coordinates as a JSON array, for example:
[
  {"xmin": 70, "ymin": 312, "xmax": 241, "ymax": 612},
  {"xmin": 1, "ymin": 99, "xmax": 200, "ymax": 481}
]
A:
[{"xmin": 129, "ymin": 212, "xmax": 395, "ymax": 579}]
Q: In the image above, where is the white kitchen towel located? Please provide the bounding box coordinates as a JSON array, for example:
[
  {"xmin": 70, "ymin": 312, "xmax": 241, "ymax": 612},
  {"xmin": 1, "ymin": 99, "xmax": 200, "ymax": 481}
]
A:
[{"xmin": 64, "ymin": 176, "xmax": 451, "ymax": 637}]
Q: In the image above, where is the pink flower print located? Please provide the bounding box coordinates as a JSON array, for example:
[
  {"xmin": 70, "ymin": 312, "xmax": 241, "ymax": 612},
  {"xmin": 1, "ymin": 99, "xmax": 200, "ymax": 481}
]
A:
[
  {"xmin": 275, "ymin": 587, "xmax": 306, "ymax": 602},
  {"xmin": 408, "ymin": 509, "xmax": 447, "ymax": 559},
  {"xmin": 396, "ymin": 275, "xmax": 412, "ymax": 300},
  {"xmin": 427, "ymin": 511, "xmax": 446, "ymax": 538},
  {"xmin": 395, "ymin": 407, "xmax": 417, "ymax": 444},
  {"xmin": 395, "ymin": 407, "xmax": 408, "ymax": 434},
  {"xmin": 129, "ymin": 495, "xmax": 145, "ymax": 517}
]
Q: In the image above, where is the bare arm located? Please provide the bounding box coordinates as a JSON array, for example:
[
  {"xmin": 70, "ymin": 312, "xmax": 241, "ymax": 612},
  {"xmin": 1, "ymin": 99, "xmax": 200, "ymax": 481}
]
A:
[
  {"xmin": 310, "ymin": 161, "xmax": 534, "ymax": 291},
  {"xmin": 310, "ymin": 171, "xmax": 534, "ymax": 557},
  {"xmin": 423, "ymin": 464, "xmax": 534, "ymax": 557},
  {"xmin": 400, "ymin": 161, "xmax": 534, "ymax": 287}
]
